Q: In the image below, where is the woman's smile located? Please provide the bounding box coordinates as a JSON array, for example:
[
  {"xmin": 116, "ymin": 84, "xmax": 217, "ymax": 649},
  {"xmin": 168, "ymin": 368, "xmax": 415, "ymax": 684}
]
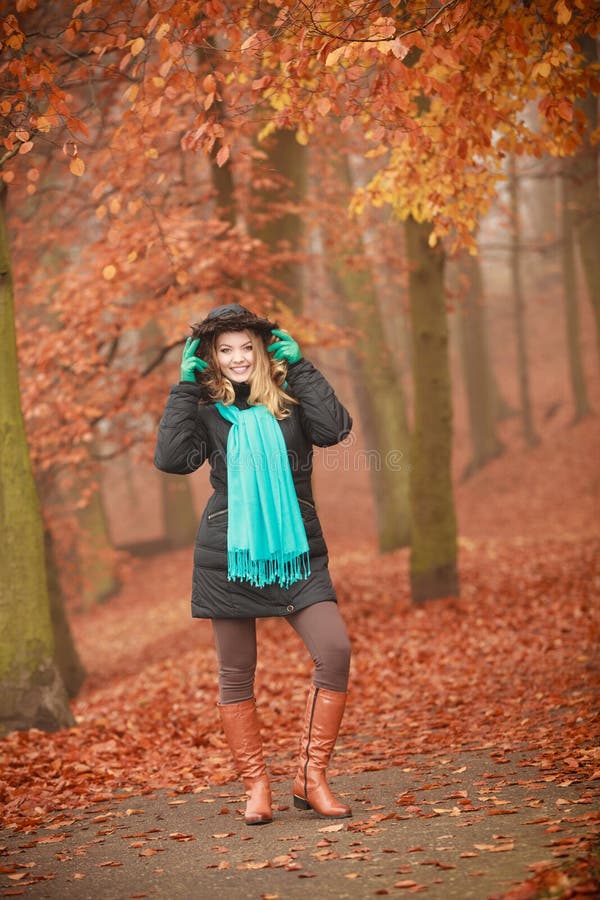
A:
[{"xmin": 216, "ymin": 330, "xmax": 256, "ymax": 382}]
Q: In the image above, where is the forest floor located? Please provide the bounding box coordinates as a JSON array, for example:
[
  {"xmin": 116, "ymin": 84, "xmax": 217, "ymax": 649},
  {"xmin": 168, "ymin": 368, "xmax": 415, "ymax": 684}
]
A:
[{"xmin": 1, "ymin": 413, "xmax": 599, "ymax": 898}]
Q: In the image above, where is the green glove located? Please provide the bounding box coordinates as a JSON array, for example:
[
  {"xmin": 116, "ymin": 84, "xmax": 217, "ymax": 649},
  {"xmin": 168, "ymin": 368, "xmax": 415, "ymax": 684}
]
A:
[
  {"xmin": 267, "ymin": 328, "xmax": 302, "ymax": 364},
  {"xmin": 180, "ymin": 337, "xmax": 208, "ymax": 383}
]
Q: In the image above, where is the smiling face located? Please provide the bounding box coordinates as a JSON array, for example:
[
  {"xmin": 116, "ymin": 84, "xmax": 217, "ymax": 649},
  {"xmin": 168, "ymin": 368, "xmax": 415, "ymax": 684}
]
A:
[{"xmin": 215, "ymin": 329, "xmax": 256, "ymax": 383}]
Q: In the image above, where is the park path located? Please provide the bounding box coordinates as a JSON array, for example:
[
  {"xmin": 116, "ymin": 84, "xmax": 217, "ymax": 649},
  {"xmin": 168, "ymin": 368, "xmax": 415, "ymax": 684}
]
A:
[{"xmin": 2, "ymin": 748, "xmax": 598, "ymax": 899}]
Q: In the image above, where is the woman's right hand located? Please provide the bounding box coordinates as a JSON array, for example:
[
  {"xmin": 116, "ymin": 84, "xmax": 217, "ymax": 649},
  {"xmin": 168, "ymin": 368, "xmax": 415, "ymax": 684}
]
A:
[{"xmin": 180, "ymin": 337, "xmax": 208, "ymax": 383}]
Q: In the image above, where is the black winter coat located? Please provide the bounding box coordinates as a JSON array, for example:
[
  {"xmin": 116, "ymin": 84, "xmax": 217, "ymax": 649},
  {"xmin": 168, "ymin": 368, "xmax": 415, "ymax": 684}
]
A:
[{"xmin": 153, "ymin": 358, "xmax": 352, "ymax": 618}]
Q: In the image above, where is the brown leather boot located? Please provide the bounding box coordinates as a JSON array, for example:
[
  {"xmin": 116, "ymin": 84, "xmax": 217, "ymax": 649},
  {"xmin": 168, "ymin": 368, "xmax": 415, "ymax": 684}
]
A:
[
  {"xmin": 218, "ymin": 698, "xmax": 272, "ymax": 825},
  {"xmin": 292, "ymin": 685, "xmax": 352, "ymax": 818}
]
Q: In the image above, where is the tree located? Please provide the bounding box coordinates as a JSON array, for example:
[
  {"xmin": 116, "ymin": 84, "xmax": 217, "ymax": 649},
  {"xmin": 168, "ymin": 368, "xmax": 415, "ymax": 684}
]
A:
[
  {"xmin": 250, "ymin": 129, "xmax": 308, "ymax": 315},
  {"xmin": 75, "ymin": 485, "xmax": 121, "ymax": 608},
  {"xmin": 406, "ymin": 217, "xmax": 459, "ymax": 602},
  {"xmin": 226, "ymin": 0, "xmax": 597, "ymax": 602},
  {"xmin": 326, "ymin": 152, "xmax": 411, "ymax": 551},
  {"xmin": 141, "ymin": 320, "xmax": 198, "ymax": 550},
  {"xmin": 233, "ymin": 2, "xmax": 598, "ymax": 240},
  {"xmin": 44, "ymin": 526, "xmax": 86, "ymax": 699},
  {"xmin": 561, "ymin": 163, "xmax": 591, "ymax": 422},
  {"xmin": 450, "ymin": 248, "xmax": 504, "ymax": 478},
  {"xmin": 508, "ymin": 155, "xmax": 539, "ymax": 448},
  {"xmin": 0, "ymin": 183, "xmax": 73, "ymax": 734},
  {"xmin": 567, "ymin": 34, "xmax": 600, "ymax": 366}
]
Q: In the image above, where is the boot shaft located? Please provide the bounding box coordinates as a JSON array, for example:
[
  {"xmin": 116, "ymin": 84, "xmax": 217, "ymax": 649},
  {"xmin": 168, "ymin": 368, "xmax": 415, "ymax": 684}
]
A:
[
  {"xmin": 298, "ymin": 685, "xmax": 347, "ymax": 771},
  {"xmin": 294, "ymin": 684, "xmax": 351, "ymax": 818},
  {"xmin": 219, "ymin": 698, "xmax": 268, "ymax": 783}
]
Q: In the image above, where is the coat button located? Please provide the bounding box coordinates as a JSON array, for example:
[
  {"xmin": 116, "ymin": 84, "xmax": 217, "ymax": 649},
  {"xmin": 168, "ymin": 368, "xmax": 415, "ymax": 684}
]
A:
[{"xmin": 286, "ymin": 604, "xmax": 295, "ymax": 613}]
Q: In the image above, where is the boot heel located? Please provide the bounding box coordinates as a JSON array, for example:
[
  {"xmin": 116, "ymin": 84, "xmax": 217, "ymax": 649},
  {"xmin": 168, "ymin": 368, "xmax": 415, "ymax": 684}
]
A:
[{"xmin": 293, "ymin": 794, "xmax": 311, "ymax": 810}]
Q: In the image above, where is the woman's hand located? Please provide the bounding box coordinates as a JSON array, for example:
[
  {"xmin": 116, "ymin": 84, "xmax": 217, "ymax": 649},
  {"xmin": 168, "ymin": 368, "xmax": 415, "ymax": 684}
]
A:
[
  {"xmin": 268, "ymin": 329, "xmax": 302, "ymax": 365},
  {"xmin": 180, "ymin": 337, "xmax": 208, "ymax": 383}
]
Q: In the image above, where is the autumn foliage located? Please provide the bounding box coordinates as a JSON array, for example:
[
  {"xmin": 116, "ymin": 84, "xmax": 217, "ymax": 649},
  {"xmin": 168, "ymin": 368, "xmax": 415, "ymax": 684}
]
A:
[{"xmin": 0, "ymin": 6, "xmax": 599, "ymax": 897}]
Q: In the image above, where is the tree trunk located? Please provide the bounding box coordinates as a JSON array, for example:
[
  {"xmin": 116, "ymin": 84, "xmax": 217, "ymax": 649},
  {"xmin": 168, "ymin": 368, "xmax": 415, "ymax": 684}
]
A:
[
  {"xmin": 208, "ymin": 119, "xmax": 237, "ymax": 228},
  {"xmin": 76, "ymin": 486, "xmax": 120, "ymax": 608},
  {"xmin": 570, "ymin": 34, "xmax": 600, "ymax": 365},
  {"xmin": 194, "ymin": 32, "xmax": 237, "ymax": 226},
  {"xmin": 162, "ymin": 475, "xmax": 198, "ymax": 548},
  {"xmin": 330, "ymin": 265, "xmax": 411, "ymax": 550},
  {"xmin": 0, "ymin": 184, "xmax": 73, "ymax": 734},
  {"xmin": 197, "ymin": 38, "xmax": 244, "ymax": 303},
  {"xmin": 509, "ymin": 156, "xmax": 539, "ymax": 447},
  {"xmin": 251, "ymin": 129, "xmax": 307, "ymax": 315},
  {"xmin": 405, "ymin": 216, "xmax": 459, "ymax": 603},
  {"xmin": 561, "ymin": 164, "xmax": 591, "ymax": 422},
  {"xmin": 140, "ymin": 319, "xmax": 198, "ymax": 548},
  {"xmin": 452, "ymin": 251, "xmax": 504, "ymax": 478},
  {"xmin": 328, "ymin": 155, "xmax": 411, "ymax": 551},
  {"xmin": 491, "ymin": 373, "xmax": 517, "ymax": 423},
  {"xmin": 44, "ymin": 526, "xmax": 86, "ymax": 698}
]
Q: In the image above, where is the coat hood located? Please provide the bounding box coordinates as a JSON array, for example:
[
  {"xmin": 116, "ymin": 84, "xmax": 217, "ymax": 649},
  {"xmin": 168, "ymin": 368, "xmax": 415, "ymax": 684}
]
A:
[{"xmin": 191, "ymin": 304, "xmax": 278, "ymax": 356}]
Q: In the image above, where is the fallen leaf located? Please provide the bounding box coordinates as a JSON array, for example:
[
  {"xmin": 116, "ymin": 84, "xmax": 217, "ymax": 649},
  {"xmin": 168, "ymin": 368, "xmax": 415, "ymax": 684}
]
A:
[{"xmin": 474, "ymin": 842, "xmax": 515, "ymax": 852}]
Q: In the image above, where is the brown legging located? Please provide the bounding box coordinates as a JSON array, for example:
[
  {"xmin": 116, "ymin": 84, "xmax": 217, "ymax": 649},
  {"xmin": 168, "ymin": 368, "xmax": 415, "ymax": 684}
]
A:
[{"xmin": 211, "ymin": 601, "xmax": 351, "ymax": 704}]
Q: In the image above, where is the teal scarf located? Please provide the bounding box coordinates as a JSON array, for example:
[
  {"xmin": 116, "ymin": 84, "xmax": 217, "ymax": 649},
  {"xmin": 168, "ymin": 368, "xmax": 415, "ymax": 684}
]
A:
[{"xmin": 216, "ymin": 402, "xmax": 311, "ymax": 589}]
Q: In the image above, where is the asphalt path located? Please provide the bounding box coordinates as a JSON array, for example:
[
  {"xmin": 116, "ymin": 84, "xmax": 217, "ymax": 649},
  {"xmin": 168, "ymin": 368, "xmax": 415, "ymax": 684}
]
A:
[{"xmin": 1, "ymin": 749, "xmax": 598, "ymax": 899}]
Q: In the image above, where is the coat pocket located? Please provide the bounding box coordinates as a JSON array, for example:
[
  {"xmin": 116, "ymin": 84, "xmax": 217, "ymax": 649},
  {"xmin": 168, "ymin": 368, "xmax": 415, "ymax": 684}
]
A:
[
  {"xmin": 298, "ymin": 497, "xmax": 316, "ymax": 515},
  {"xmin": 207, "ymin": 508, "xmax": 228, "ymax": 524}
]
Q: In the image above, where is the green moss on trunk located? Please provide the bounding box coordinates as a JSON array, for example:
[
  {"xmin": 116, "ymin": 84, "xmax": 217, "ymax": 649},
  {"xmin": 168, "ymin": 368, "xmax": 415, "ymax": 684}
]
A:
[
  {"xmin": 405, "ymin": 216, "xmax": 459, "ymax": 603},
  {"xmin": 0, "ymin": 184, "xmax": 73, "ymax": 734}
]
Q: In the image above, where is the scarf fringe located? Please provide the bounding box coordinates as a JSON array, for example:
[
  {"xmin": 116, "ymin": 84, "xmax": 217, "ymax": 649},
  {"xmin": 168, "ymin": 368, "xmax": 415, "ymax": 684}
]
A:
[{"xmin": 227, "ymin": 548, "xmax": 311, "ymax": 590}]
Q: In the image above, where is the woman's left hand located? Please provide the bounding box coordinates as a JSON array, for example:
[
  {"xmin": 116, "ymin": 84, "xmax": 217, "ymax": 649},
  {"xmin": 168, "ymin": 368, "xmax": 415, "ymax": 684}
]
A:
[{"xmin": 268, "ymin": 329, "xmax": 302, "ymax": 364}]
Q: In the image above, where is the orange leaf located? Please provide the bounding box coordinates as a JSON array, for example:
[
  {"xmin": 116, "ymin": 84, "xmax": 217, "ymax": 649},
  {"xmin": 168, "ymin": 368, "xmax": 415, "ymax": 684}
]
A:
[
  {"xmin": 70, "ymin": 157, "xmax": 85, "ymax": 176},
  {"xmin": 557, "ymin": 100, "xmax": 573, "ymax": 122},
  {"xmin": 131, "ymin": 37, "xmax": 145, "ymax": 57},
  {"xmin": 216, "ymin": 144, "xmax": 230, "ymax": 167}
]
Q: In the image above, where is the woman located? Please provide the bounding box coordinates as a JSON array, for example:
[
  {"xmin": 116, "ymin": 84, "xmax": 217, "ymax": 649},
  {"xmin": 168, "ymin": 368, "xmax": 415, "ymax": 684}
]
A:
[{"xmin": 154, "ymin": 304, "xmax": 353, "ymax": 825}]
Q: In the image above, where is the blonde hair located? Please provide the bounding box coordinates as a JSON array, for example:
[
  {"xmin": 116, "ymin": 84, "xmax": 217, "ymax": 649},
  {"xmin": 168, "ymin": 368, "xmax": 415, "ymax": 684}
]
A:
[{"xmin": 203, "ymin": 330, "xmax": 298, "ymax": 419}]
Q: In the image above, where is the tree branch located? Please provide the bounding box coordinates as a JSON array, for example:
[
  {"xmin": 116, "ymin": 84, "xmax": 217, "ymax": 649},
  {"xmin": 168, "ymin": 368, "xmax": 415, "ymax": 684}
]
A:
[{"xmin": 294, "ymin": 0, "xmax": 463, "ymax": 45}]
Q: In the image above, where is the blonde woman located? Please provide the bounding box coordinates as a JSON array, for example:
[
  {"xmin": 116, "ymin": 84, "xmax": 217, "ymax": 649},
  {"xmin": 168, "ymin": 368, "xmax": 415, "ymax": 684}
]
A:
[{"xmin": 154, "ymin": 304, "xmax": 353, "ymax": 825}]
